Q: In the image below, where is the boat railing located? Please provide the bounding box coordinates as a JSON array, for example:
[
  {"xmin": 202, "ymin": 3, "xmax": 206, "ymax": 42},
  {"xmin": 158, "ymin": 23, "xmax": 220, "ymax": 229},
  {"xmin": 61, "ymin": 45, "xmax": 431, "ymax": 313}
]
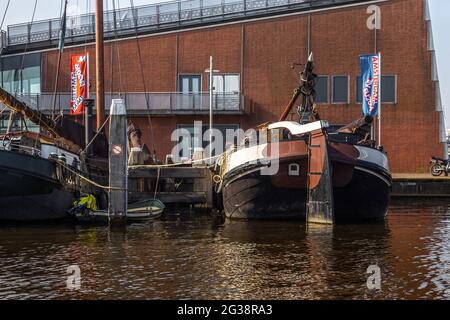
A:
[
  {"xmin": 5, "ymin": 0, "xmax": 372, "ymax": 47},
  {"xmin": 0, "ymin": 141, "xmax": 41, "ymax": 157}
]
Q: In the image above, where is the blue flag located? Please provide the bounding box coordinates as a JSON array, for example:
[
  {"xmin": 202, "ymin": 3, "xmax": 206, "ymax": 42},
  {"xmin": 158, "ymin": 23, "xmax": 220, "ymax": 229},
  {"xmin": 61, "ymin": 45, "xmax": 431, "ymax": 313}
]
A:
[{"xmin": 360, "ymin": 54, "xmax": 381, "ymax": 116}]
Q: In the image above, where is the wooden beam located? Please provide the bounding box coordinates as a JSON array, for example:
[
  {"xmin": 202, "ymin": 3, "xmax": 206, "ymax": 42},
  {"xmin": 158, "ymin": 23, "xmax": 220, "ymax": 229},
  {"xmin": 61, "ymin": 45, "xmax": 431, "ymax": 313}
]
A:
[
  {"xmin": 306, "ymin": 128, "xmax": 334, "ymax": 224},
  {"xmin": 109, "ymin": 99, "xmax": 128, "ymax": 225}
]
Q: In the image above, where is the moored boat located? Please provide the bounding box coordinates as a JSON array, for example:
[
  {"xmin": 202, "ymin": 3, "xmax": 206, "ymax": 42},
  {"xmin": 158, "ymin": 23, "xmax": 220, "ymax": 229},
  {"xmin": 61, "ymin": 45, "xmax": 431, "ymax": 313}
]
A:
[
  {"xmin": 0, "ymin": 87, "xmax": 109, "ymax": 223},
  {"xmin": 218, "ymin": 54, "xmax": 391, "ymax": 222},
  {"xmin": 0, "ymin": 146, "xmax": 77, "ymax": 222},
  {"xmin": 221, "ymin": 121, "xmax": 391, "ymax": 222},
  {"xmin": 68, "ymin": 198, "xmax": 165, "ymax": 224}
]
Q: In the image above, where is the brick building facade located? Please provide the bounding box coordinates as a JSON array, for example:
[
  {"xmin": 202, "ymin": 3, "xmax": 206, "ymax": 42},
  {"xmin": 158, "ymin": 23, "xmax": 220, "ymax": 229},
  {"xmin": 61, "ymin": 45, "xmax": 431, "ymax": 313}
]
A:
[{"xmin": 0, "ymin": 0, "xmax": 445, "ymax": 173}]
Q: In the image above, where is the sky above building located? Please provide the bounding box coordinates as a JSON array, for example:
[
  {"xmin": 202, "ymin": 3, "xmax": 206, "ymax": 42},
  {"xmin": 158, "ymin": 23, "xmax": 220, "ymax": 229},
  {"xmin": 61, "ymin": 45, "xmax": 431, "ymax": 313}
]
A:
[{"xmin": 1, "ymin": 0, "xmax": 449, "ymax": 127}]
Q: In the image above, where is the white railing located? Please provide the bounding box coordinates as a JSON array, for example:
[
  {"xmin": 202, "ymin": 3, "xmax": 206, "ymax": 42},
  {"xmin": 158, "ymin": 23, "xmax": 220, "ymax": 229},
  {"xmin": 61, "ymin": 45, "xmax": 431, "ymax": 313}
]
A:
[
  {"xmin": 1, "ymin": 92, "xmax": 244, "ymax": 114},
  {"xmin": 6, "ymin": 0, "xmax": 368, "ymax": 46}
]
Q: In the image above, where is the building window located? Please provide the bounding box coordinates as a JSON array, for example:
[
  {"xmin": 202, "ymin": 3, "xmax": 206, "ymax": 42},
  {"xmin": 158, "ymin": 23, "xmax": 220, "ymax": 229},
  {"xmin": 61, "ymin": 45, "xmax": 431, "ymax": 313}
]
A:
[
  {"xmin": 315, "ymin": 76, "xmax": 329, "ymax": 104},
  {"xmin": 382, "ymin": 75, "xmax": 397, "ymax": 103},
  {"xmin": 0, "ymin": 52, "xmax": 41, "ymax": 95},
  {"xmin": 178, "ymin": 74, "xmax": 202, "ymax": 93},
  {"xmin": 0, "ymin": 113, "xmax": 39, "ymax": 134},
  {"xmin": 356, "ymin": 75, "xmax": 397, "ymax": 104},
  {"xmin": 176, "ymin": 124, "xmax": 240, "ymax": 158},
  {"xmin": 332, "ymin": 75, "xmax": 349, "ymax": 104},
  {"xmin": 209, "ymin": 74, "xmax": 240, "ymax": 93}
]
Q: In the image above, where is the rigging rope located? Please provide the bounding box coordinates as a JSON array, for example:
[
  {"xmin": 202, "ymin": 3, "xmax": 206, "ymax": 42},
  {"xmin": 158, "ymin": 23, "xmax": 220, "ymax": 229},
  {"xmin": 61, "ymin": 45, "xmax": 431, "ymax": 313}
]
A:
[
  {"xmin": 0, "ymin": 106, "xmax": 6, "ymax": 117},
  {"xmin": 82, "ymin": 114, "xmax": 111, "ymax": 154},
  {"xmin": 113, "ymin": 0, "xmax": 124, "ymax": 95},
  {"xmin": 129, "ymin": 0, "xmax": 156, "ymax": 159},
  {"xmin": 0, "ymin": 0, "xmax": 11, "ymax": 33},
  {"xmin": 15, "ymin": 0, "xmax": 38, "ymax": 96},
  {"xmin": 51, "ymin": 0, "xmax": 68, "ymax": 118}
]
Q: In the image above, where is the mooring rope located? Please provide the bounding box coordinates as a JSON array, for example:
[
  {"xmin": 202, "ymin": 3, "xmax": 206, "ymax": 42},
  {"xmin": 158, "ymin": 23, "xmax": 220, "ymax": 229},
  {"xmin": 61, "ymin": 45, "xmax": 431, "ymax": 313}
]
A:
[
  {"xmin": 153, "ymin": 166, "xmax": 160, "ymax": 200},
  {"xmin": 128, "ymin": 154, "xmax": 222, "ymax": 169},
  {"xmin": 81, "ymin": 114, "xmax": 111, "ymax": 154},
  {"xmin": 56, "ymin": 160, "xmax": 125, "ymax": 191}
]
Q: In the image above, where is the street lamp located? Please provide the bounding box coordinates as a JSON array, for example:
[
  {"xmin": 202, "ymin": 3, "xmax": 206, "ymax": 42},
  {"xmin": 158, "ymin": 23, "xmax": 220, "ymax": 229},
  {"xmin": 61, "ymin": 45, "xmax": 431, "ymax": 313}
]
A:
[{"xmin": 205, "ymin": 56, "xmax": 220, "ymax": 160}]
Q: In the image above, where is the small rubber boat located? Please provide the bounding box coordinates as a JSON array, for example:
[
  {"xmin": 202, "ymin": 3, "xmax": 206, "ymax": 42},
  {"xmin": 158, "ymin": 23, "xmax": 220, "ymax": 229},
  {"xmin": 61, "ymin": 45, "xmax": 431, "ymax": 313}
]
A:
[{"xmin": 69, "ymin": 199, "xmax": 165, "ymax": 224}]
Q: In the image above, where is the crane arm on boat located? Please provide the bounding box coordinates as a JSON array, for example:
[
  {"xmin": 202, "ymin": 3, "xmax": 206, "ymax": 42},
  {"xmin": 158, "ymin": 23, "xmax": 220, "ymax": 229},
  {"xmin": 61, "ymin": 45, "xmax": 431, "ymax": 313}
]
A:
[{"xmin": 0, "ymin": 86, "xmax": 84, "ymax": 153}]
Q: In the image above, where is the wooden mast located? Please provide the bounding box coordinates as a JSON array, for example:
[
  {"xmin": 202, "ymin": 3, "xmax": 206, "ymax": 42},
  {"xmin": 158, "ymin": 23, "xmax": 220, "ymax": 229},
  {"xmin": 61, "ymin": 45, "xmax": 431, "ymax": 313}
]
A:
[{"xmin": 95, "ymin": 0, "xmax": 105, "ymax": 130}]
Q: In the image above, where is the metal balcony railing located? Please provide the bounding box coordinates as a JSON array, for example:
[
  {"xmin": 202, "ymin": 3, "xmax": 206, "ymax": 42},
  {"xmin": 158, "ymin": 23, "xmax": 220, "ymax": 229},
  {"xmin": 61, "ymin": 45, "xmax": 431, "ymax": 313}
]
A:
[
  {"xmin": 0, "ymin": 92, "xmax": 244, "ymax": 114},
  {"xmin": 5, "ymin": 0, "xmax": 373, "ymax": 47}
]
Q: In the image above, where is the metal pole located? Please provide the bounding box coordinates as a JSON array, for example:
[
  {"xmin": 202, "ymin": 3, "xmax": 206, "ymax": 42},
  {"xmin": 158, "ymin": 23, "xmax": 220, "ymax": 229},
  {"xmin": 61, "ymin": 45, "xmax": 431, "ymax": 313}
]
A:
[
  {"xmin": 307, "ymin": 12, "xmax": 311, "ymax": 56},
  {"xmin": 209, "ymin": 56, "xmax": 213, "ymax": 159},
  {"xmin": 95, "ymin": 0, "xmax": 105, "ymax": 130},
  {"xmin": 84, "ymin": 99, "xmax": 94, "ymax": 156}
]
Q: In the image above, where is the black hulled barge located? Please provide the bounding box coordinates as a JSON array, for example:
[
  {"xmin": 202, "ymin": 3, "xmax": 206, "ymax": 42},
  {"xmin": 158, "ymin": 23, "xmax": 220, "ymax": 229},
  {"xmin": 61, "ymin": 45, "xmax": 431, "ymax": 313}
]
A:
[
  {"xmin": 219, "ymin": 54, "xmax": 391, "ymax": 222},
  {"xmin": 0, "ymin": 87, "xmax": 108, "ymax": 222}
]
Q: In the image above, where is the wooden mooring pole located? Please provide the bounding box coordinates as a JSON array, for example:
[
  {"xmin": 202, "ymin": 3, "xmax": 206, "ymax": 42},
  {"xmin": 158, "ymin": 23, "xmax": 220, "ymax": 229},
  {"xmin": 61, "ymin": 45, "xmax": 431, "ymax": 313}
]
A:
[
  {"xmin": 109, "ymin": 99, "xmax": 128, "ymax": 226},
  {"xmin": 306, "ymin": 128, "xmax": 334, "ymax": 224}
]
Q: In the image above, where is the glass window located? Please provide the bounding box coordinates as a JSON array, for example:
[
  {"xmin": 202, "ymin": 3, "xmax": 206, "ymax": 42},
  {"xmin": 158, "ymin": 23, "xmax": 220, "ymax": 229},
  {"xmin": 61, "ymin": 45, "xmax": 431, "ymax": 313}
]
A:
[
  {"xmin": 356, "ymin": 75, "xmax": 362, "ymax": 103},
  {"xmin": 1, "ymin": 53, "xmax": 41, "ymax": 95},
  {"xmin": 177, "ymin": 124, "xmax": 239, "ymax": 158},
  {"xmin": 332, "ymin": 76, "xmax": 349, "ymax": 104},
  {"xmin": 381, "ymin": 76, "xmax": 396, "ymax": 103},
  {"xmin": 210, "ymin": 74, "xmax": 240, "ymax": 93},
  {"xmin": 315, "ymin": 76, "xmax": 329, "ymax": 104},
  {"xmin": 22, "ymin": 66, "xmax": 41, "ymax": 94},
  {"xmin": 0, "ymin": 113, "xmax": 39, "ymax": 134},
  {"xmin": 178, "ymin": 74, "xmax": 201, "ymax": 93},
  {"xmin": 356, "ymin": 75, "xmax": 396, "ymax": 103},
  {"xmin": 213, "ymin": 75, "xmax": 224, "ymax": 93}
]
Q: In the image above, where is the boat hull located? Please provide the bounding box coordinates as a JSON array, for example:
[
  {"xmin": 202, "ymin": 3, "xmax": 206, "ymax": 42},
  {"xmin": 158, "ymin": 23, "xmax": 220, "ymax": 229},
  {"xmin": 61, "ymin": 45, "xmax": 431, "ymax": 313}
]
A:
[
  {"xmin": 222, "ymin": 142, "xmax": 391, "ymax": 222},
  {"xmin": 0, "ymin": 150, "xmax": 75, "ymax": 222}
]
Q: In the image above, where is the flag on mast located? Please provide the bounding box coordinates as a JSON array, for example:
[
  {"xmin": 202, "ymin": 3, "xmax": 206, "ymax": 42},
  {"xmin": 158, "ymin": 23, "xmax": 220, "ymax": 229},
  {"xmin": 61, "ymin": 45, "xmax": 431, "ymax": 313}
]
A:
[
  {"xmin": 58, "ymin": 0, "xmax": 68, "ymax": 51},
  {"xmin": 70, "ymin": 54, "xmax": 89, "ymax": 115},
  {"xmin": 360, "ymin": 54, "xmax": 381, "ymax": 116}
]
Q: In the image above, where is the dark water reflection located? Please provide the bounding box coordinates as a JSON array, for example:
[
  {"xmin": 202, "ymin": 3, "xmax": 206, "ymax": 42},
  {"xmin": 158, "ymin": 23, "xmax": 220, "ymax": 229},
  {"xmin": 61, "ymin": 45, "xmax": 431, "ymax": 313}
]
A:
[{"xmin": 0, "ymin": 199, "xmax": 450, "ymax": 300}]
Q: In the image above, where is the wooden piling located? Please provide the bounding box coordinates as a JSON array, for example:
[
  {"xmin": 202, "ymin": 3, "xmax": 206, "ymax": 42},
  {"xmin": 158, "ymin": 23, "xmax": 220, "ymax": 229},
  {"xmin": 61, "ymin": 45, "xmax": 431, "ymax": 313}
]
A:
[
  {"xmin": 306, "ymin": 128, "xmax": 334, "ymax": 224},
  {"xmin": 109, "ymin": 99, "xmax": 128, "ymax": 226}
]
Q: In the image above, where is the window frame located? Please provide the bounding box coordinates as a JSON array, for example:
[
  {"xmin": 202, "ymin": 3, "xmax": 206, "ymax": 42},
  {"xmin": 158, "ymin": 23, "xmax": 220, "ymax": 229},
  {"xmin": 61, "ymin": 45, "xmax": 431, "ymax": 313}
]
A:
[
  {"xmin": 176, "ymin": 123, "xmax": 241, "ymax": 158},
  {"xmin": 381, "ymin": 75, "xmax": 398, "ymax": 105},
  {"xmin": 207, "ymin": 73, "xmax": 241, "ymax": 93},
  {"xmin": 178, "ymin": 73, "xmax": 202, "ymax": 93},
  {"xmin": 331, "ymin": 75, "xmax": 350, "ymax": 104},
  {"xmin": 315, "ymin": 75, "xmax": 329, "ymax": 104},
  {"xmin": 355, "ymin": 74, "xmax": 397, "ymax": 104}
]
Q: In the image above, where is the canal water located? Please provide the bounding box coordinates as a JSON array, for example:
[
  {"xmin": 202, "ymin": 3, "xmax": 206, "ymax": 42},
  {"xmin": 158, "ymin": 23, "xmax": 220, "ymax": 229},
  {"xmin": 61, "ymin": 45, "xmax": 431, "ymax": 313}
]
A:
[{"xmin": 0, "ymin": 198, "xmax": 449, "ymax": 300}]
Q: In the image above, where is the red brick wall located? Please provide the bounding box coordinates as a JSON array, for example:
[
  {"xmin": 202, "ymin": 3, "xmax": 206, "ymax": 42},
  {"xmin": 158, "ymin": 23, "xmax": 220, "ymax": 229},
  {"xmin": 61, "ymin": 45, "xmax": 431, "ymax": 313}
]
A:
[{"xmin": 41, "ymin": 0, "xmax": 442, "ymax": 173}]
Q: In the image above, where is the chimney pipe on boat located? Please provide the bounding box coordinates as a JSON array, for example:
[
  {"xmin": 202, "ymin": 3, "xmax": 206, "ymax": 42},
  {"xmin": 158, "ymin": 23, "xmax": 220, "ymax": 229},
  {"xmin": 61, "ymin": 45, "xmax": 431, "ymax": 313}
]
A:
[{"xmin": 84, "ymin": 99, "xmax": 95, "ymax": 156}]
